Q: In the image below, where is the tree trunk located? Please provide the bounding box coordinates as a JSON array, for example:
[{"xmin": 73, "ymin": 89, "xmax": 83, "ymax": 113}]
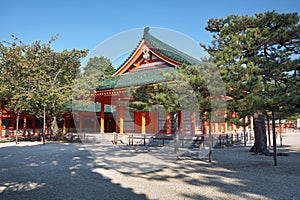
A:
[
  {"xmin": 250, "ymin": 111, "xmax": 270, "ymax": 155},
  {"xmin": 51, "ymin": 116, "xmax": 60, "ymax": 139},
  {"xmin": 15, "ymin": 114, "xmax": 19, "ymax": 144},
  {"xmin": 42, "ymin": 107, "xmax": 46, "ymax": 144},
  {"xmin": 173, "ymin": 112, "xmax": 180, "ymax": 158}
]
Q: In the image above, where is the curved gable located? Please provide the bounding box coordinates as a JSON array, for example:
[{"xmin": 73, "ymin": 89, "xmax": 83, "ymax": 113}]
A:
[{"xmin": 113, "ymin": 40, "xmax": 180, "ymax": 76}]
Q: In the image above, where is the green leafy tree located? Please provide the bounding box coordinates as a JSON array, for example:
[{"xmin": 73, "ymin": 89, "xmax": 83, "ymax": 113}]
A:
[
  {"xmin": 0, "ymin": 35, "xmax": 87, "ymax": 139},
  {"xmin": 202, "ymin": 11, "xmax": 300, "ymax": 155}
]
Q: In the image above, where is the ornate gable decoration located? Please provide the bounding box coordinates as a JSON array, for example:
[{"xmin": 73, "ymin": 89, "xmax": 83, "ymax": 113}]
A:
[{"xmin": 113, "ymin": 28, "xmax": 184, "ymax": 76}]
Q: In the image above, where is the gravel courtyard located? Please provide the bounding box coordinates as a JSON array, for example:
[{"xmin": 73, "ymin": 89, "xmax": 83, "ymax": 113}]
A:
[{"xmin": 1, "ymin": 132, "xmax": 300, "ymax": 200}]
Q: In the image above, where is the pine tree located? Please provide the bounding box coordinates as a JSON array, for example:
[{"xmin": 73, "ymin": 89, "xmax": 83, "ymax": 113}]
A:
[{"xmin": 202, "ymin": 11, "xmax": 300, "ymax": 155}]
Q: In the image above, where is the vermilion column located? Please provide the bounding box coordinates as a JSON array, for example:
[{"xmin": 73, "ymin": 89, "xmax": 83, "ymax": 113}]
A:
[
  {"xmin": 203, "ymin": 121, "xmax": 209, "ymax": 134},
  {"xmin": 0, "ymin": 113, "xmax": 2, "ymax": 136},
  {"xmin": 63, "ymin": 117, "xmax": 66, "ymax": 135},
  {"xmin": 23, "ymin": 116, "xmax": 27, "ymax": 136},
  {"xmin": 141, "ymin": 112, "xmax": 146, "ymax": 134},
  {"xmin": 115, "ymin": 105, "xmax": 119, "ymax": 133},
  {"xmin": 223, "ymin": 122, "xmax": 228, "ymax": 133},
  {"xmin": 100, "ymin": 102, "xmax": 105, "ymax": 133},
  {"xmin": 119, "ymin": 106, "xmax": 124, "ymax": 134},
  {"xmin": 11, "ymin": 116, "xmax": 16, "ymax": 137},
  {"xmin": 232, "ymin": 112, "xmax": 236, "ymax": 132},
  {"xmin": 214, "ymin": 123, "xmax": 219, "ymax": 133},
  {"xmin": 166, "ymin": 114, "xmax": 171, "ymax": 134}
]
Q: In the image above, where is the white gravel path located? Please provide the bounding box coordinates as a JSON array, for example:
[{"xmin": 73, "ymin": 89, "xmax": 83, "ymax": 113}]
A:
[{"xmin": 0, "ymin": 132, "xmax": 299, "ymax": 199}]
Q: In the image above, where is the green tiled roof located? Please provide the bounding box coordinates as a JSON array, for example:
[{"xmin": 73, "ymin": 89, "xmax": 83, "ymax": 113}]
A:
[
  {"xmin": 98, "ymin": 28, "xmax": 201, "ymax": 91},
  {"xmin": 68, "ymin": 102, "xmax": 114, "ymax": 113},
  {"xmin": 115, "ymin": 27, "xmax": 200, "ymax": 73},
  {"xmin": 143, "ymin": 27, "xmax": 200, "ymax": 65},
  {"xmin": 73, "ymin": 102, "xmax": 101, "ymax": 112},
  {"xmin": 97, "ymin": 66, "xmax": 175, "ymax": 90}
]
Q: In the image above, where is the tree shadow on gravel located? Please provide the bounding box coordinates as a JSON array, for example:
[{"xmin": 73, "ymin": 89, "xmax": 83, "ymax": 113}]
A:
[
  {"xmin": 82, "ymin": 142, "xmax": 178, "ymax": 174},
  {"xmin": 117, "ymin": 141, "xmax": 300, "ymax": 200},
  {"xmin": 0, "ymin": 142, "xmax": 147, "ymax": 200}
]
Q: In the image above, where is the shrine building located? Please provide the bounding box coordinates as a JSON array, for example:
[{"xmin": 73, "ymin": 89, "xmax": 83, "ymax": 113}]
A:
[
  {"xmin": 0, "ymin": 27, "xmax": 240, "ymax": 138},
  {"xmin": 94, "ymin": 27, "xmax": 224, "ymax": 134}
]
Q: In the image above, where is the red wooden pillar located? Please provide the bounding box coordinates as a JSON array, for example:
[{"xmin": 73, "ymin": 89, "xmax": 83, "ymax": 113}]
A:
[
  {"xmin": 141, "ymin": 112, "xmax": 146, "ymax": 134},
  {"xmin": 166, "ymin": 113, "xmax": 171, "ymax": 134},
  {"xmin": 100, "ymin": 103, "xmax": 105, "ymax": 133},
  {"xmin": 232, "ymin": 112, "xmax": 236, "ymax": 132},
  {"xmin": 214, "ymin": 123, "xmax": 219, "ymax": 133},
  {"xmin": 23, "ymin": 116, "xmax": 27, "ymax": 136},
  {"xmin": 62, "ymin": 117, "xmax": 66, "ymax": 135},
  {"xmin": 119, "ymin": 106, "xmax": 124, "ymax": 133},
  {"xmin": 0, "ymin": 113, "xmax": 2, "ymax": 137},
  {"xmin": 11, "ymin": 116, "xmax": 16, "ymax": 137},
  {"xmin": 115, "ymin": 105, "xmax": 119, "ymax": 133},
  {"xmin": 203, "ymin": 121, "xmax": 208, "ymax": 134}
]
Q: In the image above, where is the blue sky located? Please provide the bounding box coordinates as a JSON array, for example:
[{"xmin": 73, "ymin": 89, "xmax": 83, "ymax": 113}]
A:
[{"xmin": 1, "ymin": 0, "xmax": 300, "ymax": 66}]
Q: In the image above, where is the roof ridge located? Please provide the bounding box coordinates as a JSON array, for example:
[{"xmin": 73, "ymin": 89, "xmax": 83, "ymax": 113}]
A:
[
  {"xmin": 143, "ymin": 28, "xmax": 200, "ymax": 65},
  {"xmin": 97, "ymin": 66, "xmax": 175, "ymax": 90},
  {"xmin": 113, "ymin": 37, "xmax": 143, "ymax": 73},
  {"xmin": 113, "ymin": 27, "xmax": 200, "ymax": 75}
]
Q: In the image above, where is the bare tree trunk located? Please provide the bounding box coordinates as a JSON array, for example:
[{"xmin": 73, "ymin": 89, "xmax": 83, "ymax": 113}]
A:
[
  {"xmin": 250, "ymin": 111, "xmax": 270, "ymax": 155},
  {"xmin": 42, "ymin": 107, "xmax": 46, "ymax": 144},
  {"xmin": 15, "ymin": 114, "xmax": 19, "ymax": 144},
  {"xmin": 51, "ymin": 116, "xmax": 59, "ymax": 139},
  {"xmin": 173, "ymin": 111, "xmax": 180, "ymax": 158}
]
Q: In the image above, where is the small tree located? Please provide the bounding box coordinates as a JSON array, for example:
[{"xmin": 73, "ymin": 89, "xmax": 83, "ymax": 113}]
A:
[
  {"xmin": 72, "ymin": 56, "xmax": 114, "ymax": 114},
  {"xmin": 127, "ymin": 60, "xmax": 226, "ymax": 160}
]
